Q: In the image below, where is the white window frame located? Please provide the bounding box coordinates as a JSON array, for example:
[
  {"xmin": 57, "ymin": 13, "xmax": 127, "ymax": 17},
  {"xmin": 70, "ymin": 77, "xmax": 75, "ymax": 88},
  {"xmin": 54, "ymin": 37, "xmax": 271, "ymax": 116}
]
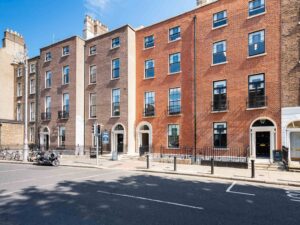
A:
[
  {"xmin": 62, "ymin": 46, "xmax": 70, "ymax": 56},
  {"xmin": 89, "ymin": 65, "xmax": 97, "ymax": 84},
  {"xmin": 30, "ymin": 102, "xmax": 35, "ymax": 122},
  {"xmin": 89, "ymin": 45, "xmax": 97, "ymax": 55},
  {"xmin": 89, "ymin": 93, "xmax": 96, "ymax": 118},
  {"xmin": 45, "ymin": 52, "xmax": 52, "ymax": 62},
  {"xmin": 62, "ymin": 65, "xmax": 70, "ymax": 85},
  {"xmin": 30, "ymin": 78, "xmax": 35, "ymax": 94},
  {"xmin": 29, "ymin": 64, "xmax": 36, "ymax": 73}
]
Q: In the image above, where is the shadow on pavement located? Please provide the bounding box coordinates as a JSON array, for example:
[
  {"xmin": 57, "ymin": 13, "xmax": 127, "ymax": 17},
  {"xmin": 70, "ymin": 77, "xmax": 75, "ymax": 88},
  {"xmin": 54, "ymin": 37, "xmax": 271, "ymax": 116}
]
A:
[{"xmin": 0, "ymin": 174, "xmax": 299, "ymax": 225}]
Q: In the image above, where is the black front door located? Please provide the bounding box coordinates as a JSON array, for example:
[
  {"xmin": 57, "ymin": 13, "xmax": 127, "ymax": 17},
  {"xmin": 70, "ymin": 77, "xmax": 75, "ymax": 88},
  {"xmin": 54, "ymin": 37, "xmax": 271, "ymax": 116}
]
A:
[
  {"xmin": 44, "ymin": 134, "xmax": 49, "ymax": 150},
  {"xmin": 140, "ymin": 133, "xmax": 149, "ymax": 156},
  {"xmin": 117, "ymin": 134, "xmax": 123, "ymax": 153},
  {"xmin": 256, "ymin": 132, "xmax": 270, "ymax": 158}
]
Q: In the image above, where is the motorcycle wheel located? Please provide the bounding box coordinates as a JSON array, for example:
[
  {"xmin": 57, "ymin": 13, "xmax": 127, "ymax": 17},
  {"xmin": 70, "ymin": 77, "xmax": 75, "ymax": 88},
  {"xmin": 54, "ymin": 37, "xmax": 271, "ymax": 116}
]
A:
[{"xmin": 52, "ymin": 160, "xmax": 60, "ymax": 167}]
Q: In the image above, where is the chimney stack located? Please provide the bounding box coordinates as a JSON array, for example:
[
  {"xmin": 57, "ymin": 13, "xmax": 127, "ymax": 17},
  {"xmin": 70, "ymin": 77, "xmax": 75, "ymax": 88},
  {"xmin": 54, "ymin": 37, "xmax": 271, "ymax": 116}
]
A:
[{"xmin": 83, "ymin": 15, "xmax": 109, "ymax": 40}]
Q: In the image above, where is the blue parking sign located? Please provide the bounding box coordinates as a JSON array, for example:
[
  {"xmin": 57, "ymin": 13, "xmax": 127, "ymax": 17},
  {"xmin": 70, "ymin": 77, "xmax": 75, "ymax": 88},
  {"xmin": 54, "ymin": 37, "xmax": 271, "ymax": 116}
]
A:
[{"xmin": 102, "ymin": 132, "xmax": 110, "ymax": 144}]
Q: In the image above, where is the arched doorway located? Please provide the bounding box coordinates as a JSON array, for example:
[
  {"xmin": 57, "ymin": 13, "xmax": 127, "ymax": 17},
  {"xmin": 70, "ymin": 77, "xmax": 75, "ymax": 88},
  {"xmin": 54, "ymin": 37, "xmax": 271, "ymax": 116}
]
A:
[
  {"xmin": 137, "ymin": 122, "xmax": 152, "ymax": 156},
  {"xmin": 250, "ymin": 118, "xmax": 276, "ymax": 161},
  {"xmin": 111, "ymin": 124, "xmax": 125, "ymax": 154},
  {"xmin": 287, "ymin": 121, "xmax": 300, "ymax": 161},
  {"xmin": 40, "ymin": 127, "xmax": 50, "ymax": 151}
]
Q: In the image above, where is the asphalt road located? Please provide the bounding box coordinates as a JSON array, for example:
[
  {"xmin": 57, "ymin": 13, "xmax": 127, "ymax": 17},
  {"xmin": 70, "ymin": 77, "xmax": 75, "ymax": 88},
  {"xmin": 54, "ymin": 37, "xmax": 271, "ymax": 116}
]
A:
[{"xmin": 0, "ymin": 163, "xmax": 299, "ymax": 225}]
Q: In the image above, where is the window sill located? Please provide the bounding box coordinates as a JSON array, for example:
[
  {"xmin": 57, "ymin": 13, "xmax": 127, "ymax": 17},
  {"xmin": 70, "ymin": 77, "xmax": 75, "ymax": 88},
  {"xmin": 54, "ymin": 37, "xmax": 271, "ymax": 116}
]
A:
[
  {"xmin": 44, "ymin": 87, "xmax": 51, "ymax": 90},
  {"xmin": 143, "ymin": 46, "xmax": 155, "ymax": 51},
  {"xmin": 247, "ymin": 11, "xmax": 266, "ymax": 20},
  {"xmin": 89, "ymin": 117, "xmax": 97, "ymax": 120},
  {"xmin": 111, "ymin": 116, "xmax": 121, "ymax": 118},
  {"xmin": 168, "ymin": 38, "xmax": 181, "ymax": 44},
  {"xmin": 142, "ymin": 116, "xmax": 156, "ymax": 119},
  {"xmin": 247, "ymin": 53, "xmax": 267, "ymax": 59},
  {"xmin": 143, "ymin": 77, "xmax": 155, "ymax": 80},
  {"xmin": 88, "ymin": 82, "xmax": 97, "ymax": 86},
  {"xmin": 246, "ymin": 106, "xmax": 267, "ymax": 111},
  {"xmin": 212, "ymin": 24, "xmax": 228, "ymax": 30},
  {"xmin": 167, "ymin": 147, "xmax": 180, "ymax": 150},
  {"xmin": 61, "ymin": 83, "xmax": 69, "ymax": 87},
  {"xmin": 89, "ymin": 53, "xmax": 97, "ymax": 56},
  {"xmin": 44, "ymin": 60, "xmax": 52, "ymax": 63},
  {"xmin": 29, "ymin": 92, "xmax": 36, "ymax": 95},
  {"xmin": 168, "ymin": 113, "xmax": 182, "ymax": 117},
  {"xmin": 29, "ymin": 72, "xmax": 35, "ymax": 75},
  {"xmin": 111, "ymin": 77, "xmax": 120, "ymax": 81},
  {"xmin": 61, "ymin": 54, "xmax": 69, "ymax": 58},
  {"xmin": 168, "ymin": 71, "xmax": 182, "ymax": 75},
  {"xmin": 17, "ymin": 95, "xmax": 22, "ymax": 98},
  {"xmin": 213, "ymin": 147, "xmax": 229, "ymax": 151},
  {"xmin": 211, "ymin": 110, "xmax": 228, "ymax": 113},
  {"xmin": 111, "ymin": 46, "xmax": 120, "ymax": 50},
  {"xmin": 211, "ymin": 61, "xmax": 228, "ymax": 67}
]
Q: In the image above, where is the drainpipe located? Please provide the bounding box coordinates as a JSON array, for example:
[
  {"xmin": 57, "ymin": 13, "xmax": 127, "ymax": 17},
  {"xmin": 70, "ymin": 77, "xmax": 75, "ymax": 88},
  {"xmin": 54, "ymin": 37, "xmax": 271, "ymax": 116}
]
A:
[
  {"xmin": 0, "ymin": 123, "xmax": 2, "ymax": 148},
  {"xmin": 193, "ymin": 15, "xmax": 197, "ymax": 163}
]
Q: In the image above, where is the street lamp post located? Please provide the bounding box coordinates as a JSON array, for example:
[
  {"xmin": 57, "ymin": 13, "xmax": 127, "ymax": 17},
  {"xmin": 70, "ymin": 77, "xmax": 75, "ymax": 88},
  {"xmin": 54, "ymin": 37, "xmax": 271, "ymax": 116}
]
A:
[
  {"xmin": 23, "ymin": 54, "xmax": 29, "ymax": 162},
  {"xmin": 13, "ymin": 47, "xmax": 29, "ymax": 162}
]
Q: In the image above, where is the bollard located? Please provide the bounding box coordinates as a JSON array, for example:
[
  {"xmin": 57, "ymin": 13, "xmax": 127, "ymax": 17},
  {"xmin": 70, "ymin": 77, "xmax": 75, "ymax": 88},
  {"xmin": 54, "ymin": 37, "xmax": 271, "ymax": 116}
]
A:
[
  {"xmin": 211, "ymin": 158, "xmax": 214, "ymax": 175},
  {"xmin": 174, "ymin": 156, "xmax": 177, "ymax": 171},
  {"xmin": 146, "ymin": 155, "xmax": 150, "ymax": 169},
  {"xmin": 251, "ymin": 159, "xmax": 255, "ymax": 178}
]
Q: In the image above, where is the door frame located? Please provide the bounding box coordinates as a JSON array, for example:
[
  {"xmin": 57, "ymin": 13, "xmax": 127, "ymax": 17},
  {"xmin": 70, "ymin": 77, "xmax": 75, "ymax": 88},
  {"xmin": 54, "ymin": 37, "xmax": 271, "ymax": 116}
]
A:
[
  {"xmin": 136, "ymin": 121, "xmax": 152, "ymax": 154},
  {"xmin": 40, "ymin": 126, "xmax": 50, "ymax": 150},
  {"xmin": 111, "ymin": 123, "xmax": 126, "ymax": 154},
  {"xmin": 286, "ymin": 128, "xmax": 300, "ymax": 162},
  {"xmin": 250, "ymin": 118, "xmax": 277, "ymax": 163}
]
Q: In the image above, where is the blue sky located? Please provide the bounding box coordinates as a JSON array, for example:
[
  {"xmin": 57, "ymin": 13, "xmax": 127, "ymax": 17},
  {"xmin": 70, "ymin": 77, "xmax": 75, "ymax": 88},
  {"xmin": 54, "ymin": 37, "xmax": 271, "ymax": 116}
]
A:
[{"xmin": 0, "ymin": 0, "xmax": 196, "ymax": 57}]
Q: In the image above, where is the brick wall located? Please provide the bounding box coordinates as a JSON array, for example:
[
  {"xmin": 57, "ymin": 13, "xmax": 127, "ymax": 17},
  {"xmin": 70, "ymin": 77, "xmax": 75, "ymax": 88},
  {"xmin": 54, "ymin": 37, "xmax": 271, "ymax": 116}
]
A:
[
  {"xmin": 136, "ymin": 0, "xmax": 282, "ymax": 153},
  {"xmin": 281, "ymin": 0, "xmax": 300, "ymax": 107},
  {"xmin": 84, "ymin": 26, "xmax": 131, "ymax": 154}
]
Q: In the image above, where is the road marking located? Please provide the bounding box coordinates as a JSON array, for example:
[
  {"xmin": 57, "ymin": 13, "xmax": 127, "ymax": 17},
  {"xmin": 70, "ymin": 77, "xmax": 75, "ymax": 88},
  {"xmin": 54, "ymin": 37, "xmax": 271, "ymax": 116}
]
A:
[
  {"xmin": 286, "ymin": 190, "xmax": 300, "ymax": 203},
  {"xmin": 226, "ymin": 182, "xmax": 255, "ymax": 196},
  {"xmin": 0, "ymin": 170, "xmax": 122, "ymax": 197},
  {"xmin": 97, "ymin": 190, "xmax": 204, "ymax": 210}
]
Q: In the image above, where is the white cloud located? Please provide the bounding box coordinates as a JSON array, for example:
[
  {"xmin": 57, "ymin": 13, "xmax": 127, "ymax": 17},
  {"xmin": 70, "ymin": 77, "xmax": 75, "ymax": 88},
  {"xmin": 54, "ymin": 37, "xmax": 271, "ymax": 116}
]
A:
[{"xmin": 84, "ymin": 0, "xmax": 110, "ymax": 17}]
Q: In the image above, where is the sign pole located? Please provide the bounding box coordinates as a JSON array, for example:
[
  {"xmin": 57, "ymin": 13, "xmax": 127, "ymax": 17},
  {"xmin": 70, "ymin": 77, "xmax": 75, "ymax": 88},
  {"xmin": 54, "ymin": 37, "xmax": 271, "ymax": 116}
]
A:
[{"xmin": 96, "ymin": 133, "xmax": 99, "ymax": 166}]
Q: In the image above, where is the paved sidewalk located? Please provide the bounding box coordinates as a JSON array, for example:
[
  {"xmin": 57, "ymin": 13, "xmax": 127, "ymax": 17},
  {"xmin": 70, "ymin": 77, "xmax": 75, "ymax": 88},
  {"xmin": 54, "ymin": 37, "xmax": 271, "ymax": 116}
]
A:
[
  {"xmin": 59, "ymin": 156, "xmax": 300, "ymax": 187},
  {"xmin": 1, "ymin": 157, "xmax": 300, "ymax": 187}
]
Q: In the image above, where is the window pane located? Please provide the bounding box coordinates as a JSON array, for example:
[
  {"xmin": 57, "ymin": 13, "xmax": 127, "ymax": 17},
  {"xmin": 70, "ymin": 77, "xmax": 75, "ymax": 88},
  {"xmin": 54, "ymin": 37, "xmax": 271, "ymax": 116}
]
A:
[
  {"xmin": 213, "ymin": 41, "xmax": 227, "ymax": 64},
  {"xmin": 145, "ymin": 60, "xmax": 155, "ymax": 78},
  {"xmin": 169, "ymin": 53, "xmax": 181, "ymax": 73},
  {"xmin": 213, "ymin": 11, "xmax": 227, "ymax": 28},
  {"xmin": 168, "ymin": 125, "xmax": 180, "ymax": 148},
  {"xmin": 169, "ymin": 26, "xmax": 181, "ymax": 41},
  {"xmin": 249, "ymin": 30, "xmax": 265, "ymax": 56},
  {"xmin": 145, "ymin": 35, "xmax": 154, "ymax": 48},
  {"xmin": 213, "ymin": 122, "xmax": 227, "ymax": 148},
  {"xmin": 169, "ymin": 88, "xmax": 181, "ymax": 114}
]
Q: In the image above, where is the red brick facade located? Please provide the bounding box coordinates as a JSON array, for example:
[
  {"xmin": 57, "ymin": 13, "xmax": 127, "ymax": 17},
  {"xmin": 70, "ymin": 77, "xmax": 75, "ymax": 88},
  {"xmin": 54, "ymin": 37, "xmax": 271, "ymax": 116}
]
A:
[{"xmin": 136, "ymin": 0, "xmax": 282, "ymax": 156}]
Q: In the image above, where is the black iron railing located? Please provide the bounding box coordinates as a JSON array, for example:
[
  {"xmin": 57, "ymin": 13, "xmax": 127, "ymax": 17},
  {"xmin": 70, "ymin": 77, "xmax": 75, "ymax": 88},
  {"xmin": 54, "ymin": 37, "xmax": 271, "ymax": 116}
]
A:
[
  {"xmin": 41, "ymin": 112, "xmax": 51, "ymax": 121},
  {"xmin": 247, "ymin": 95, "xmax": 267, "ymax": 108},
  {"xmin": 212, "ymin": 100, "xmax": 229, "ymax": 112}
]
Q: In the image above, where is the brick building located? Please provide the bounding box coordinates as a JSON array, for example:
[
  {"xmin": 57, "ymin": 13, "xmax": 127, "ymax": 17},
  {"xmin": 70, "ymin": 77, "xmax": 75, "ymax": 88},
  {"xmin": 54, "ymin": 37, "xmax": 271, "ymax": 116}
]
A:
[
  {"xmin": 84, "ymin": 25, "xmax": 136, "ymax": 155},
  {"xmin": 3, "ymin": 0, "xmax": 297, "ymax": 164},
  {"xmin": 136, "ymin": 0, "xmax": 282, "ymax": 163},
  {"xmin": 38, "ymin": 36, "xmax": 85, "ymax": 154},
  {"xmin": 281, "ymin": 0, "xmax": 300, "ymax": 165}
]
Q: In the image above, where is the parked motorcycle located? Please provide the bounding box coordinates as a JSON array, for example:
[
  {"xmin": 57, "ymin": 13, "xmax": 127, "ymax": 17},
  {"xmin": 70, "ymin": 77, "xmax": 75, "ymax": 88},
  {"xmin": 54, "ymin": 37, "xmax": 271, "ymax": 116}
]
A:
[{"xmin": 36, "ymin": 151, "xmax": 60, "ymax": 167}]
